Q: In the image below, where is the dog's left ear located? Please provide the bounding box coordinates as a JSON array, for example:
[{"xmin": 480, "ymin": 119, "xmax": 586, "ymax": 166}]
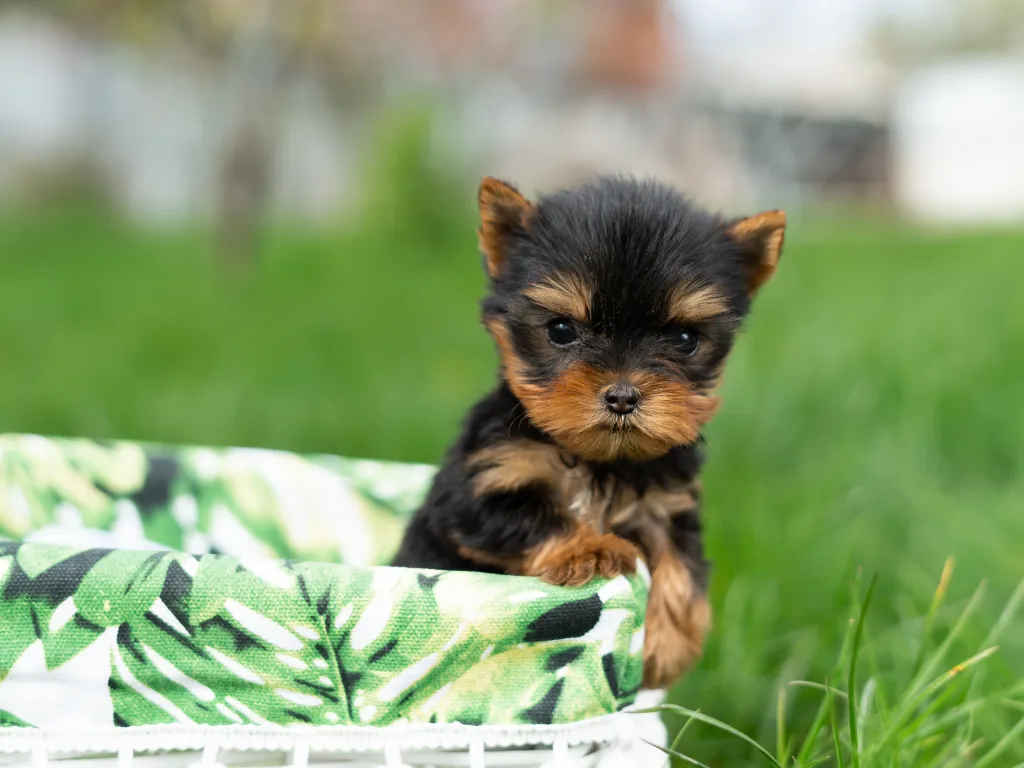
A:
[
  {"xmin": 724, "ymin": 210, "xmax": 787, "ymax": 297},
  {"xmin": 478, "ymin": 177, "xmax": 535, "ymax": 279}
]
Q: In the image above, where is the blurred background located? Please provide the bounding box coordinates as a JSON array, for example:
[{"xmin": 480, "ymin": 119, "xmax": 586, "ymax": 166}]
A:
[{"xmin": 0, "ymin": 0, "xmax": 1022, "ymax": 764}]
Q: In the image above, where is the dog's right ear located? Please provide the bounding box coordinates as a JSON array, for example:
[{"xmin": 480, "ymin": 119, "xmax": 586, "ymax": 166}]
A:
[{"xmin": 478, "ymin": 177, "xmax": 534, "ymax": 279}]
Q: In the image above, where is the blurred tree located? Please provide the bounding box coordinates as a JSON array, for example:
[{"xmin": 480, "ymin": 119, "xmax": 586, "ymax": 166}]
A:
[
  {"xmin": 357, "ymin": 101, "xmax": 469, "ymax": 248},
  {"xmin": 207, "ymin": 0, "xmax": 288, "ymax": 268},
  {"xmin": 3, "ymin": 0, "xmax": 380, "ymax": 265},
  {"xmin": 0, "ymin": 0, "xmax": 571, "ymax": 251}
]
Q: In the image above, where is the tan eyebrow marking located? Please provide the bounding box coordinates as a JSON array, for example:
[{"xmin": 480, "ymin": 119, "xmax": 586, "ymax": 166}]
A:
[
  {"xmin": 667, "ymin": 283, "xmax": 729, "ymax": 323},
  {"xmin": 523, "ymin": 274, "xmax": 592, "ymax": 321}
]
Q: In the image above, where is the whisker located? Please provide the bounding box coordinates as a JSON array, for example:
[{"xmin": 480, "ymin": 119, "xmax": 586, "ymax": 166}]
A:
[
  {"xmin": 507, "ymin": 401, "xmax": 524, "ymax": 438},
  {"xmin": 511, "ymin": 411, "xmax": 530, "ymax": 435}
]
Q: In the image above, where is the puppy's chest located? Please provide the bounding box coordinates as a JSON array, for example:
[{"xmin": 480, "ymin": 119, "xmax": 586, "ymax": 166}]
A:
[
  {"xmin": 468, "ymin": 439, "xmax": 699, "ymax": 531},
  {"xmin": 552, "ymin": 462, "xmax": 688, "ymax": 536}
]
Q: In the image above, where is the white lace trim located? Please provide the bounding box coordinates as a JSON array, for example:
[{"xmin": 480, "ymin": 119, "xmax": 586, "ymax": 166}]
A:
[{"xmin": 0, "ymin": 711, "xmax": 650, "ymax": 756}]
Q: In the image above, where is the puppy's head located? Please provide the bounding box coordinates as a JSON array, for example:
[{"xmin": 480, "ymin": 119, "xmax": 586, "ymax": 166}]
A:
[{"xmin": 478, "ymin": 175, "xmax": 785, "ymax": 463}]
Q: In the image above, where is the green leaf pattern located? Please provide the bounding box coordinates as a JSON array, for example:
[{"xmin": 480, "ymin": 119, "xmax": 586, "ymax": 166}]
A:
[
  {"xmin": 0, "ymin": 434, "xmax": 431, "ymax": 565},
  {"xmin": 0, "ymin": 434, "xmax": 649, "ymax": 731}
]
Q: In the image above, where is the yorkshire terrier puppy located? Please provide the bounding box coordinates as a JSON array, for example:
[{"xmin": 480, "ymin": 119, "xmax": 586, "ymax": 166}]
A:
[{"xmin": 392, "ymin": 175, "xmax": 785, "ymax": 690}]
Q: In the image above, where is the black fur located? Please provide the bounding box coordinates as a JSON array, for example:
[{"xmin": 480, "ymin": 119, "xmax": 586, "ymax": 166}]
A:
[
  {"xmin": 392, "ymin": 381, "xmax": 709, "ymax": 575},
  {"xmin": 392, "ymin": 176, "xmax": 775, "ymax": 592},
  {"xmin": 486, "ymin": 178, "xmax": 749, "ymax": 391}
]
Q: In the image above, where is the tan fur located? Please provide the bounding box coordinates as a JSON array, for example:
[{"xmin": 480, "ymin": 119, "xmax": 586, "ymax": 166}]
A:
[
  {"xmin": 524, "ymin": 274, "xmax": 593, "ymax": 322},
  {"xmin": 642, "ymin": 554, "xmax": 712, "ymax": 689},
  {"xmin": 522, "ymin": 523, "xmax": 641, "ymax": 587},
  {"xmin": 466, "ymin": 439, "xmax": 644, "ymax": 587},
  {"xmin": 454, "ymin": 543, "xmax": 521, "ymax": 571},
  {"xmin": 667, "ymin": 283, "xmax": 729, "ymax": 323},
  {"xmin": 477, "ymin": 177, "xmax": 535, "ymax": 279},
  {"xmin": 485, "ymin": 318, "xmax": 720, "ymax": 463},
  {"xmin": 606, "ymin": 479, "xmax": 700, "ymax": 529},
  {"xmin": 725, "ymin": 210, "xmax": 787, "ymax": 296},
  {"xmin": 467, "ymin": 436, "xmax": 708, "ymax": 686},
  {"xmin": 469, "ymin": 440, "xmax": 564, "ymax": 497},
  {"xmin": 469, "ymin": 440, "xmax": 700, "ymax": 530},
  {"xmin": 480, "ymin": 312, "xmax": 715, "ymax": 688},
  {"xmin": 467, "ymin": 440, "xmax": 604, "ymax": 532}
]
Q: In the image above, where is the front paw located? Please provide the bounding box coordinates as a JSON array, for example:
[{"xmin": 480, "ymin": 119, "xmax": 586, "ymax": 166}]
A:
[{"xmin": 525, "ymin": 531, "xmax": 640, "ymax": 587}]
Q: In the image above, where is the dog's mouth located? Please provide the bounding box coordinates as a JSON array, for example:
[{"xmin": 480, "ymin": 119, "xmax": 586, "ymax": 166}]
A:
[
  {"xmin": 604, "ymin": 414, "xmax": 638, "ymax": 432},
  {"xmin": 573, "ymin": 422, "xmax": 675, "ymax": 462}
]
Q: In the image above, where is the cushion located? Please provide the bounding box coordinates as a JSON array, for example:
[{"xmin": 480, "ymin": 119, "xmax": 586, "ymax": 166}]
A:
[{"xmin": 0, "ymin": 434, "xmax": 650, "ymax": 739}]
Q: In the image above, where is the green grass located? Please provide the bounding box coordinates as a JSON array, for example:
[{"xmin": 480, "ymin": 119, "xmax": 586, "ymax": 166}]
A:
[
  {"xmin": 657, "ymin": 567, "xmax": 1024, "ymax": 766},
  {"xmin": 1, "ymin": 204, "xmax": 1022, "ymax": 765}
]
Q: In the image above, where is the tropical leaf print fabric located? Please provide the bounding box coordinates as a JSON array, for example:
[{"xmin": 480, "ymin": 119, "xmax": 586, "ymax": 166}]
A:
[
  {"xmin": 0, "ymin": 544, "xmax": 647, "ymax": 729},
  {"xmin": 0, "ymin": 434, "xmax": 434, "ymax": 565},
  {"xmin": 0, "ymin": 435, "xmax": 650, "ymax": 731}
]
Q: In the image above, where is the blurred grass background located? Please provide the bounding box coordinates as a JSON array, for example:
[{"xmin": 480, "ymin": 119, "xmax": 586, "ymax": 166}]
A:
[
  {"xmin": 2, "ymin": 0, "xmax": 1024, "ymax": 761},
  {"xmin": 2, "ymin": 152, "xmax": 1022, "ymax": 762},
  {"xmin": 4, "ymin": 0, "xmax": 1024, "ymax": 762}
]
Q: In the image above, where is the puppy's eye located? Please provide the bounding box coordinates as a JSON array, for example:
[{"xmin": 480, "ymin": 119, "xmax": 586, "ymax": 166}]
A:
[
  {"xmin": 678, "ymin": 327, "xmax": 700, "ymax": 356},
  {"xmin": 546, "ymin": 319, "xmax": 579, "ymax": 347}
]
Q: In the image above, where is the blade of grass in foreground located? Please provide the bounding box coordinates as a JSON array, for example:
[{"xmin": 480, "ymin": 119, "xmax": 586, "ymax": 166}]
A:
[
  {"xmin": 899, "ymin": 695, "xmax": 992, "ymax": 746},
  {"xmin": 870, "ymin": 583, "xmax": 989, "ymax": 755},
  {"xmin": 788, "ymin": 681, "xmax": 849, "ymax": 700},
  {"xmin": 909, "ymin": 558, "xmax": 955, "ymax": 682},
  {"xmin": 968, "ymin": 575, "xmax": 1024, "ymax": 701},
  {"xmin": 918, "ymin": 647, "xmax": 999, "ymax": 705},
  {"xmin": 974, "ymin": 705, "xmax": 1024, "ymax": 767},
  {"xmin": 848, "ymin": 572, "xmax": 878, "ymax": 768},
  {"xmin": 906, "ymin": 581, "xmax": 986, "ymax": 702},
  {"xmin": 643, "ymin": 704, "xmax": 785, "ymax": 768},
  {"xmin": 826, "ymin": 677, "xmax": 846, "ymax": 768},
  {"xmin": 856, "ymin": 676, "xmax": 876, "ymax": 744},
  {"xmin": 657, "ymin": 707, "xmax": 701, "ymax": 768},
  {"xmin": 645, "ymin": 741, "xmax": 712, "ymax": 768},
  {"xmin": 795, "ymin": 571, "xmax": 864, "ymax": 766},
  {"xmin": 890, "ymin": 647, "xmax": 1000, "ymax": 753},
  {"xmin": 961, "ymin": 577, "xmax": 1024, "ymax": 756},
  {"xmin": 776, "ymin": 685, "xmax": 796, "ymax": 765},
  {"xmin": 793, "ymin": 679, "xmax": 839, "ymax": 764}
]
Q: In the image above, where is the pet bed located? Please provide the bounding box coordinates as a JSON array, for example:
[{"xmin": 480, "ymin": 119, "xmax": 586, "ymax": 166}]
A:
[{"xmin": 0, "ymin": 434, "xmax": 669, "ymax": 767}]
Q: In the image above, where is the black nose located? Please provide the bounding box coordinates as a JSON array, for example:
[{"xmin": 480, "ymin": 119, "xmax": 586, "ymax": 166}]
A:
[{"xmin": 604, "ymin": 383, "xmax": 640, "ymax": 415}]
